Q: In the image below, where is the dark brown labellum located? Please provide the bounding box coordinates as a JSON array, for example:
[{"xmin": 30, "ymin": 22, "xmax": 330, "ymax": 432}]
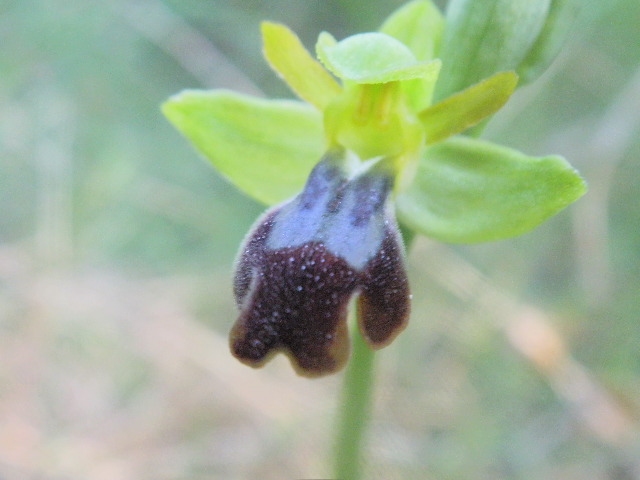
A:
[{"xmin": 230, "ymin": 150, "xmax": 411, "ymax": 377}]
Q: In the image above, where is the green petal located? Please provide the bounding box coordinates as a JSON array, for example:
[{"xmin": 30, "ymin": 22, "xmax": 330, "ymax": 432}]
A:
[
  {"xmin": 420, "ymin": 71, "xmax": 518, "ymax": 144},
  {"xmin": 262, "ymin": 22, "xmax": 342, "ymax": 110},
  {"xmin": 379, "ymin": 0, "xmax": 444, "ymax": 62},
  {"xmin": 435, "ymin": 0, "xmax": 550, "ymax": 100},
  {"xmin": 316, "ymin": 31, "xmax": 441, "ymax": 84},
  {"xmin": 162, "ymin": 90, "xmax": 324, "ymax": 206},
  {"xmin": 396, "ymin": 136, "xmax": 586, "ymax": 243}
]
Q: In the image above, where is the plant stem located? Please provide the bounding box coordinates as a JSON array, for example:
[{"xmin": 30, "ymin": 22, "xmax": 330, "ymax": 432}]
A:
[
  {"xmin": 333, "ymin": 320, "xmax": 376, "ymax": 480},
  {"xmin": 332, "ymin": 229, "xmax": 413, "ymax": 478}
]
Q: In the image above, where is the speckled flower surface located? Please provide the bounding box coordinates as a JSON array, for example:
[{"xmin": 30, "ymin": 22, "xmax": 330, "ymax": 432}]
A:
[{"xmin": 231, "ymin": 151, "xmax": 409, "ymax": 376}]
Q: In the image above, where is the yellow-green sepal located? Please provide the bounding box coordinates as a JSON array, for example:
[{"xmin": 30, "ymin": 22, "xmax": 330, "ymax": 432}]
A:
[
  {"xmin": 162, "ymin": 90, "xmax": 324, "ymax": 206},
  {"xmin": 396, "ymin": 136, "xmax": 587, "ymax": 243},
  {"xmin": 379, "ymin": 0, "xmax": 445, "ymax": 111},
  {"xmin": 379, "ymin": 0, "xmax": 444, "ymax": 62}
]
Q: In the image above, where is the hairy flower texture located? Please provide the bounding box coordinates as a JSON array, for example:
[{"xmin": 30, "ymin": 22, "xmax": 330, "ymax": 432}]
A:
[{"xmin": 230, "ymin": 150, "xmax": 410, "ymax": 377}]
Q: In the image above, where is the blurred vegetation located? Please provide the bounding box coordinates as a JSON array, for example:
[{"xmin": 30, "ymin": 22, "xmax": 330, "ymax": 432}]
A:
[{"xmin": 0, "ymin": 0, "xmax": 639, "ymax": 479}]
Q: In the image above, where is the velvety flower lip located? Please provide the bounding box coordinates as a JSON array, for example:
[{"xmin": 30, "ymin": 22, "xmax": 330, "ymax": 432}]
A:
[{"xmin": 230, "ymin": 149, "xmax": 411, "ymax": 377}]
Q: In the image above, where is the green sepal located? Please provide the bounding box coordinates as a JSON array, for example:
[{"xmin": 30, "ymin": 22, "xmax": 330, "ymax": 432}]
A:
[
  {"xmin": 316, "ymin": 31, "xmax": 441, "ymax": 85},
  {"xmin": 162, "ymin": 90, "xmax": 323, "ymax": 206},
  {"xmin": 379, "ymin": 0, "xmax": 444, "ymax": 62},
  {"xmin": 262, "ymin": 21, "xmax": 342, "ymax": 110},
  {"xmin": 396, "ymin": 136, "xmax": 587, "ymax": 243},
  {"xmin": 420, "ymin": 71, "xmax": 518, "ymax": 144},
  {"xmin": 435, "ymin": 0, "xmax": 550, "ymax": 100},
  {"xmin": 379, "ymin": 0, "xmax": 445, "ymax": 111}
]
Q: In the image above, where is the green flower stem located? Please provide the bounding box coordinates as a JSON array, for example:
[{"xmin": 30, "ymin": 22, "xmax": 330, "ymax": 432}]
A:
[
  {"xmin": 333, "ymin": 228, "xmax": 414, "ymax": 479},
  {"xmin": 333, "ymin": 317, "xmax": 376, "ymax": 480}
]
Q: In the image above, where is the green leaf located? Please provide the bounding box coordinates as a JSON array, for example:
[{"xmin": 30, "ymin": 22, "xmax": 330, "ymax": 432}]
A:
[
  {"xmin": 262, "ymin": 22, "xmax": 342, "ymax": 110},
  {"xmin": 316, "ymin": 31, "xmax": 441, "ymax": 84},
  {"xmin": 517, "ymin": 0, "xmax": 580, "ymax": 85},
  {"xmin": 420, "ymin": 71, "xmax": 518, "ymax": 144},
  {"xmin": 396, "ymin": 136, "xmax": 586, "ymax": 243},
  {"xmin": 379, "ymin": 0, "xmax": 444, "ymax": 62},
  {"xmin": 435, "ymin": 0, "xmax": 550, "ymax": 100},
  {"xmin": 162, "ymin": 90, "xmax": 324, "ymax": 206}
]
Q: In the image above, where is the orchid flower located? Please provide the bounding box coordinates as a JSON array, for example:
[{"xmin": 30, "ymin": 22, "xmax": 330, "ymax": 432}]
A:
[
  {"xmin": 163, "ymin": 0, "xmax": 585, "ymax": 377},
  {"xmin": 230, "ymin": 150, "xmax": 410, "ymax": 376}
]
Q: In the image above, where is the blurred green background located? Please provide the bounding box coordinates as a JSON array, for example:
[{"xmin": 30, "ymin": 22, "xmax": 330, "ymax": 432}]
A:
[{"xmin": 1, "ymin": 0, "xmax": 639, "ymax": 479}]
